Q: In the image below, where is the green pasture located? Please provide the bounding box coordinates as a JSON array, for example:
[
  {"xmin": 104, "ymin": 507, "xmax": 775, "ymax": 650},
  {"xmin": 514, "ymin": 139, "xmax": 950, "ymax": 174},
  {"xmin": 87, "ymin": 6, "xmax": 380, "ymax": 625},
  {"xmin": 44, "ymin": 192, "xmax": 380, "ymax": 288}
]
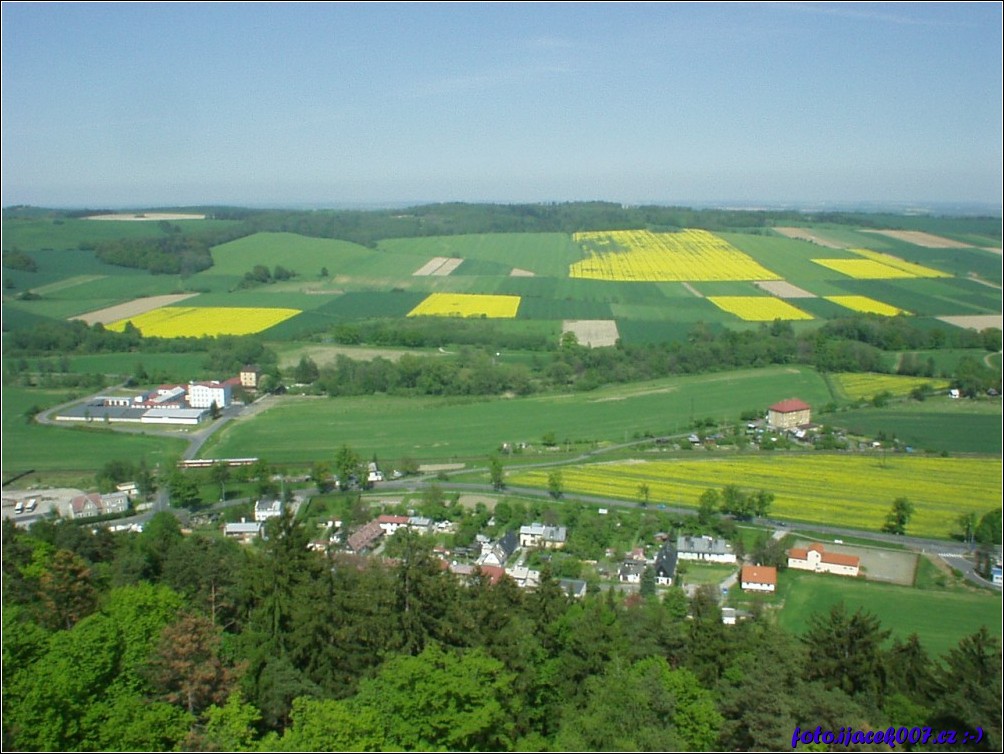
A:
[
  {"xmin": 178, "ymin": 290, "xmax": 336, "ymax": 311},
  {"xmin": 199, "ymin": 366, "xmax": 833, "ymax": 464},
  {"xmin": 877, "ymin": 348, "xmax": 990, "ymax": 376},
  {"xmin": 775, "ymin": 570, "xmax": 1001, "ymax": 659},
  {"xmin": 1, "ymin": 388, "xmax": 186, "ymax": 478},
  {"xmin": 1, "ymin": 217, "xmax": 237, "ymax": 253},
  {"xmin": 611, "ymin": 299, "xmax": 727, "ymax": 323},
  {"xmin": 834, "ymin": 398, "xmax": 1002, "ymax": 454},
  {"xmin": 615, "ymin": 320, "xmax": 726, "ymax": 345},
  {"xmin": 377, "ymin": 233, "xmax": 584, "ymax": 278},
  {"xmin": 3, "ymin": 249, "xmax": 152, "ymax": 291}
]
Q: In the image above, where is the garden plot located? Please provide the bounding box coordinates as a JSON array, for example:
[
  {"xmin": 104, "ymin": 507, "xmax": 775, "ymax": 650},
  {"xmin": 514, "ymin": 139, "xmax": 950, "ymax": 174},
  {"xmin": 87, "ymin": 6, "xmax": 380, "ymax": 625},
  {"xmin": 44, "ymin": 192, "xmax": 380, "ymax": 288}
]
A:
[
  {"xmin": 413, "ymin": 257, "xmax": 464, "ymax": 276},
  {"xmin": 71, "ymin": 293, "xmax": 200, "ymax": 325},
  {"xmin": 754, "ymin": 280, "xmax": 817, "ymax": 299},
  {"xmin": 562, "ymin": 319, "xmax": 620, "ymax": 347}
]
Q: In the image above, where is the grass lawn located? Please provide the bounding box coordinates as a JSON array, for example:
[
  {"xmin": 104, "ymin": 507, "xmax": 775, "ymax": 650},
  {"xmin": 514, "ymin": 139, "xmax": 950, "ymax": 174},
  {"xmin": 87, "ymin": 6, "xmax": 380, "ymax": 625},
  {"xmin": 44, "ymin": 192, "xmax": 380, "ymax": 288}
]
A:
[{"xmin": 774, "ymin": 569, "xmax": 1001, "ymax": 660}]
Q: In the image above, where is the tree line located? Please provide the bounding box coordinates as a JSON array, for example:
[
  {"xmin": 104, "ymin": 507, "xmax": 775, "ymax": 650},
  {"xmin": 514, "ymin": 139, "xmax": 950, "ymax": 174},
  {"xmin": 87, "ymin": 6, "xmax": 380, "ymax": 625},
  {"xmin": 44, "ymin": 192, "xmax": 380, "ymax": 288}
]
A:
[{"xmin": 2, "ymin": 509, "xmax": 1000, "ymax": 752}]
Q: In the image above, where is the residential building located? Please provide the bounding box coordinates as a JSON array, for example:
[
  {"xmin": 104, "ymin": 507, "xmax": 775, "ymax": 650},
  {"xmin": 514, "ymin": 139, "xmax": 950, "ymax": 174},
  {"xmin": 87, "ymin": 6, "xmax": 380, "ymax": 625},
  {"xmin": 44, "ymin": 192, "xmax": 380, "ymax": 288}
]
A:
[
  {"xmin": 478, "ymin": 530, "xmax": 520, "ymax": 567},
  {"xmin": 254, "ymin": 498, "xmax": 283, "ymax": 522},
  {"xmin": 378, "ymin": 514, "xmax": 410, "ymax": 535},
  {"xmin": 69, "ymin": 493, "xmax": 103, "ymax": 519},
  {"xmin": 653, "ymin": 543, "xmax": 678, "ymax": 586},
  {"xmin": 676, "ymin": 535, "xmax": 737, "ymax": 564},
  {"xmin": 787, "ymin": 543, "xmax": 860, "ymax": 577},
  {"xmin": 100, "ymin": 492, "xmax": 130, "ymax": 515},
  {"xmin": 505, "ymin": 564, "xmax": 541, "ymax": 589},
  {"xmin": 224, "ymin": 520, "xmax": 263, "ymax": 543},
  {"xmin": 618, "ymin": 561, "xmax": 646, "ymax": 584},
  {"xmin": 559, "ymin": 578, "xmax": 588, "ymax": 599},
  {"xmin": 347, "ymin": 520, "xmax": 384, "ymax": 554},
  {"xmin": 240, "ymin": 365, "xmax": 261, "ymax": 389},
  {"xmin": 740, "ymin": 565, "xmax": 777, "ymax": 592},
  {"xmin": 767, "ymin": 398, "xmax": 811, "ymax": 430},
  {"xmin": 519, "ymin": 522, "xmax": 568, "ymax": 549}
]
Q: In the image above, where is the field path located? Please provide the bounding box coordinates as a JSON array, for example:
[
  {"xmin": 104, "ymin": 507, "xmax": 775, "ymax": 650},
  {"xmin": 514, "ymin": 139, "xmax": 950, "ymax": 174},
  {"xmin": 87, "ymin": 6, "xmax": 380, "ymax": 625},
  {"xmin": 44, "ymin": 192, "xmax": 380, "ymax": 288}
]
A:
[{"xmin": 681, "ymin": 282, "xmax": 704, "ymax": 298}]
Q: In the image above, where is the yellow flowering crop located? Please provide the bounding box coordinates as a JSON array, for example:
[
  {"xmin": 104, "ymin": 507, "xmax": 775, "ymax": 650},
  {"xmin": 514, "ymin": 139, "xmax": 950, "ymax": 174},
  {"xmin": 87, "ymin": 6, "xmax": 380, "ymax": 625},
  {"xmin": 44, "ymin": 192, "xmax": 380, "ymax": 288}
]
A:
[
  {"xmin": 825, "ymin": 295, "xmax": 907, "ymax": 316},
  {"xmin": 570, "ymin": 229, "xmax": 781, "ymax": 281},
  {"xmin": 509, "ymin": 455, "xmax": 1000, "ymax": 538},
  {"xmin": 811, "ymin": 258, "xmax": 916, "ymax": 279},
  {"xmin": 707, "ymin": 296, "xmax": 814, "ymax": 321},
  {"xmin": 407, "ymin": 293, "xmax": 521, "ymax": 318},
  {"xmin": 849, "ymin": 248, "xmax": 950, "ymax": 278},
  {"xmin": 108, "ymin": 306, "xmax": 300, "ymax": 337}
]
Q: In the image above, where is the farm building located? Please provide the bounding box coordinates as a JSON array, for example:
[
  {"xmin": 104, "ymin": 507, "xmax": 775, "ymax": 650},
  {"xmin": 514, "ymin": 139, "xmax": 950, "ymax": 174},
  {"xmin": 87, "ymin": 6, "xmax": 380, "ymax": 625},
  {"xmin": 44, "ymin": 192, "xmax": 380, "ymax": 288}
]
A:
[
  {"xmin": 224, "ymin": 520, "xmax": 263, "ymax": 543},
  {"xmin": 740, "ymin": 565, "xmax": 777, "ymax": 592},
  {"xmin": 767, "ymin": 398, "xmax": 811, "ymax": 430},
  {"xmin": 787, "ymin": 543, "xmax": 860, "ymax": 577}
]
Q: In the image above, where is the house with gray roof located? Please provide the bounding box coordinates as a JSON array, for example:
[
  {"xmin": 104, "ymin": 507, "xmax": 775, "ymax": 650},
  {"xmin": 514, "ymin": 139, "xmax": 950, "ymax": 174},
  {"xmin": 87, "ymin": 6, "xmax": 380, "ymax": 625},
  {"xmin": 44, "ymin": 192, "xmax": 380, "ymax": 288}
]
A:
[{"xmin": 676, "ymin": 534, "xmax": 737, "ymax": 564}]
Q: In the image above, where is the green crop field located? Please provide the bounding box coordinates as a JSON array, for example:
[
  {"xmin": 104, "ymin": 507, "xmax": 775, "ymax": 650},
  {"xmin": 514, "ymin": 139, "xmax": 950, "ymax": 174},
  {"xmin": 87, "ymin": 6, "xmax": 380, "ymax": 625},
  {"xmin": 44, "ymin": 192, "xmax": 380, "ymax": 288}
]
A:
[
  {"xmin": 199, "ymin": 366, "xmax": 832, "ymax": 464},
  {"xmin": 509, "ymin": 454, "xmax": 1002, "ymax": 539},
  {"xmin": 775, "ymin": 570, "xmax": 1001, "ymax": 659},
  {"xmin": 834, "ymin": 398, "xmax": 1002, "ymax": 454},
  {"xmin": 1, "ymin": 388, "xmax": 187, "ymax": 480}
]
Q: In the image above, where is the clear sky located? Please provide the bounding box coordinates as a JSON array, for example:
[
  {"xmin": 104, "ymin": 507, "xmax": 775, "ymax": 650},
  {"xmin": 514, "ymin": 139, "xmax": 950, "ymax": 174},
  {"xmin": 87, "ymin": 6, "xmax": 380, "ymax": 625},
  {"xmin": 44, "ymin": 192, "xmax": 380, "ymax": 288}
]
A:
[{"xmin": 2, "ymin": 2, "xmax": 1001, "ymax": 209}]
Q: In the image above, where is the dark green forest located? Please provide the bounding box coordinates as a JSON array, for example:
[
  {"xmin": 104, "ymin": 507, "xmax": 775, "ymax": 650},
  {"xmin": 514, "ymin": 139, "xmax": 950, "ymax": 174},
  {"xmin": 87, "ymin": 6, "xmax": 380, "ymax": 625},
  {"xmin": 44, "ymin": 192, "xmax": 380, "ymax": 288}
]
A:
[{"xmin": 3, "ymin": 512, "xmax": 1000, "ymax": 752}]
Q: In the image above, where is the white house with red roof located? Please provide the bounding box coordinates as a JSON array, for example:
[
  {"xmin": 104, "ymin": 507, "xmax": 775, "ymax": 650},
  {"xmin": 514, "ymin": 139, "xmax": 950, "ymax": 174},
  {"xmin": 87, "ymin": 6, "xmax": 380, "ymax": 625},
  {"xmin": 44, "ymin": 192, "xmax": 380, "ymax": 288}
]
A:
[
  {"xmin": 787, "ymin": 543, "xmax": 860, "ymax": 577},
  {"xmin": 767, "ymin": 398, "xmax": 811, "ymax": 430},
  {"xmin": 740, "ymin": 565, "xmax": 777, "ymax": 593}
]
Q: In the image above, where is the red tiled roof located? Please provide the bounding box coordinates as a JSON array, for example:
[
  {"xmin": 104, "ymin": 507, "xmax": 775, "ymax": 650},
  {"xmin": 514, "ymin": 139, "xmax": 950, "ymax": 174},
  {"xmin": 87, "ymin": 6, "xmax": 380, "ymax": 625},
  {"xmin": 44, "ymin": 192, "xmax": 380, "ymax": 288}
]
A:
[
  {"xmin": 741, "ymin": 565, "xmax": 777, "ymax": 585},
  {"xmin": 769, "ymin": 398, "xmax": 811, "ymax": 413},
  {"xmin": 377, "ymin": 515, "xmax": 410, "ymax": 525}
]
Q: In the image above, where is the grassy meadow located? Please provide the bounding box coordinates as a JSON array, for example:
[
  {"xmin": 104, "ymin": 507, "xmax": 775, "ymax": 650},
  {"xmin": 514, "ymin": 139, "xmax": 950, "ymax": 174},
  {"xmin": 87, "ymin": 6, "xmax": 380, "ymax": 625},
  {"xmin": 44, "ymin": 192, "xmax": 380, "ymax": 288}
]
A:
[
  {"xmin": 773, "ymin": 569, "xmax": 1001, "ymax": 659},
  {"xmin": 199, "ymin": 366, "xmax": 834, "ymax": 464}
]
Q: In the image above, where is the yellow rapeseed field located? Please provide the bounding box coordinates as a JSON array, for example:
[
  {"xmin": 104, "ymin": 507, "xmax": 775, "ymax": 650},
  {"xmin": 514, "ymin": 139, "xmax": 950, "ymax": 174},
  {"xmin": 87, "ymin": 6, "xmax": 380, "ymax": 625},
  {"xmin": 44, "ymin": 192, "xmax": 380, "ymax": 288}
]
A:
[
  {"xmin": 707, "ymin": 296, "xmax": 814, "ymax": 321},
  {"xmin": 107, "ymin": 306, "xmax": 300, "ymax": 337},
  {"xmin": 811, "ymin": 258, "xmax": 916, "ymax": 279},
  {"xmin": 407, "ymin": 293, "xmax": 521, "ymax": 318},
  {"xmin": 569, "ymin": 229, "xmax": 781, "ymax": 281},
  {"xmin": 825, "ymin": 295, "xmax": 907, "ymax": 316},
  {"xmin": 812, "ymin": 249, "xmax": 950, "ymax": 280},
  {"xmin": 849, "ymin": 248, "xmax": 951, "ymax": 278},
  {"xmin": 510, "ymin": 455, "xmax": 1001, "ymax": 538}
]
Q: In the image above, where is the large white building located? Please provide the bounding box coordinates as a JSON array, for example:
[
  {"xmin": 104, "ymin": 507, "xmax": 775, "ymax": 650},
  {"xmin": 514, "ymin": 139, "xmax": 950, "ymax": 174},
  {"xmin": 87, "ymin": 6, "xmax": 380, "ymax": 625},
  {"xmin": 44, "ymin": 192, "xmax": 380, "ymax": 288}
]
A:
[
  {"xmin": 787, "ymin": 543, "xmax": 860, "ymax": 577},
  {"xmin": 188, "ymin": 380, "xmax": 231, "ymax": 409}
]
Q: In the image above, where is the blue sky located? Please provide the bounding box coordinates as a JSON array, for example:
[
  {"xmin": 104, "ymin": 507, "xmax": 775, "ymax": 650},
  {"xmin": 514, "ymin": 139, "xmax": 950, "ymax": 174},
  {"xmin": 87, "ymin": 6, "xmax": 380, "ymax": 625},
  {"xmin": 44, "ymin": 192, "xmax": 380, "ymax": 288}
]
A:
[{"xmin": 2, "ymin": 2, "xmax": 1001, "ymax": 208}]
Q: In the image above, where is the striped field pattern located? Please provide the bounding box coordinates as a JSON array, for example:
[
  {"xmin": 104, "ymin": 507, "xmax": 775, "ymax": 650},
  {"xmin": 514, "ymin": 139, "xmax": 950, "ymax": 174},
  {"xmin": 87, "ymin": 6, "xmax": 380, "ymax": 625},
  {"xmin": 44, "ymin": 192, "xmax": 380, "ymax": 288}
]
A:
[{"xmin": 570, "ymin": 229, "xmax": 781, "ymax": 281}]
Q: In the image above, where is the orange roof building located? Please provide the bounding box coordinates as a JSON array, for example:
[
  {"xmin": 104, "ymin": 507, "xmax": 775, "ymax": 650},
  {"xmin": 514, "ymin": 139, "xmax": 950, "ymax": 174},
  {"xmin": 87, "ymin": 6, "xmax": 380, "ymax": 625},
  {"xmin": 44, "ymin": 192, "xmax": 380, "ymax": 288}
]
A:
[
  {"xmin": 787, "ymin": 543, "xmax": 860, "ymax": 577},
  {"xmin": 740, "ymin": 565, "xmax": 777, "ymax": 592}
]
